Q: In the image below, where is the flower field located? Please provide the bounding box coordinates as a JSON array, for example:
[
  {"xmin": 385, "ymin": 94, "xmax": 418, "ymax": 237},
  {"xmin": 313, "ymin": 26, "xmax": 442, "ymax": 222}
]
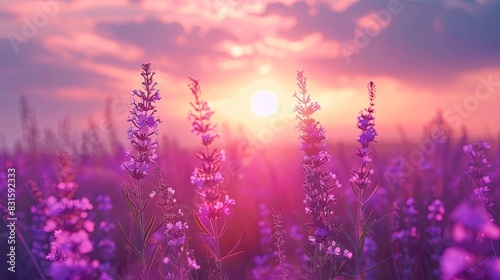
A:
[{"xmin": 1, "ymin": 63, "xmax": 499, "ymax": 280}]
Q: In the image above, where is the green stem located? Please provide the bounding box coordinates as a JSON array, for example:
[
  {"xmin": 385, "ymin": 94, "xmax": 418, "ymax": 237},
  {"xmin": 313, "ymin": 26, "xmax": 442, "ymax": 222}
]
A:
[
  {"xmin": 136, "ymin": 179, "xmax": 147, "ymax": 280},
  {"xmin": 355, "ymin": 186, "xmax": 366, "ymax": 280},
  {"xmin": 17, "ymin": 227, "xmax": 47, "ymax": 280},
  {"xmin": 212, "ymin": 218, "xmax": 222, "ymax": 278},
  {"xmin": 318, "ymin": 244, "xmax": 322, "ymax": 280}
]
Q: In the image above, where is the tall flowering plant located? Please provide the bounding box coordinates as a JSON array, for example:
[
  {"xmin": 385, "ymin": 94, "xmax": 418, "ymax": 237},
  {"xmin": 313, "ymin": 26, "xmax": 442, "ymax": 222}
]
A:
[
  {"xmin": 187, "ymin": 78, "xmax": 241, "ymax": 279},
  {"xmin": 463, "ymin": 140, "xmax": 494, "ymax": 210},
  {"xmin": 292, "ymin": 70, "xmax": 348, "ymax": 279},
  {"xmin": 271, "ymin": 211, "xmax": 291, "ymax": 279},
  {"xmin": 390, "ymin": 197, "xmax": 420, "ymax": 279},
  {"xmin": 25, "ymin": 153, "xmax": 101, "ymax": 279},
  {"xmin": 341, "ymin": 82, "xmax": 385, "ymax": 278},
  {"xmin": 252, "ymin": 203, "xmax": 274, "ymax": 279},
  {"xmin": 425, "ymin": 199, "xmax": 445, "ymax": 279},
  {"xmin": 120, "ymin": 63, "xmax": 165, "ymax": 279},
  {"xmin": 153, "ymin": 166, "xmax": 201, "ymax": 279},
  {"xmin": 350, "ymin": 82, "xmax": 377, "ymax": 190},
  {"xmin": 121, "ymin": 63, "xmax": 161, "ymax": 180}
]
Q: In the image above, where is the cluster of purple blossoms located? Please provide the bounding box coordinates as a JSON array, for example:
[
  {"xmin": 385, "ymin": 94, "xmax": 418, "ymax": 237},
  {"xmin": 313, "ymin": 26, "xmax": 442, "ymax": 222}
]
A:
[
  {"xmin": 46, "ymin": 229, "xmax": 94, "ymax": 261},
  {"xmin": 252, "ymin": 204, "xmax": 273, "ymax": 279},
  {"xmin": 55, "ymin": 153, "xmax": 78, "ymax": 198},
  {"xmin": 154, "ymin": 172, "xmax": 201, "ymax": 275},
  {"xmin": 390, "ymin": 197, "xmax": 419, "ymax": 279},
  {"xmin": 188, "ymin": 78, "xmax": 235, "ymax": 219},
  {"xmin": 293, "ymin": 70, "xmax": 342, "ymax": 249},
  {"xmin": 271, "ymin": 212, "xmax": 290, "ymax": 279},
  {"xmin": 32, "ymin": 154, "xmax": 102, "ymax": 279},
  {"xmin": 121, "ymin": 63, "xmax": 161, "ymax": 180},
  {"xmin": 463, "ymin": 140, "xmax": 493, "ymax": 208},
  {"xmin": 425, "ymin": 199, "xmax": 446, "ymax": 279},
  {"xmin": 46, "ymin": 230, "xmax": 67, "ymax": 261},
  {"xmin": 325, "ymin": 240, "xmax": 353, "ymax": 259},
  {"xmin": 350, "ymin": 82, "xmax": 377, "ymax": 189},
  {"xmin": 427, "ymin": 199, "xmax": 445, "ymax": 222},
  {"xmin": 384, "ymin": 158, "xmax": 407, "ymax": 195},
  {"xmin": 441, "ymin": 203, "xmax": 500, "ymax": 279}
]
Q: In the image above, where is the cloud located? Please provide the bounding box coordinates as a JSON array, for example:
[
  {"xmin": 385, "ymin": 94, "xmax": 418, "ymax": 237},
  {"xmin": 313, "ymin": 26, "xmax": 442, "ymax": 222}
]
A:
[
  {"xmin": 0, "ymin": 0, "xmax": 499, "ymax": 147},
  {"xmin": 43, "ymin": 32, "xmax": 144, "ymax": 61},
  {"xmin": 0, "ymin": 39, "xmax": 112, "ymax": 94},
  {"xmin": 257, "ymin": 0, "xmax": 500, "ymax": 89},
  {"xmin": 96, "ymin": 19, "xmax": 237, "ymax": 78}
]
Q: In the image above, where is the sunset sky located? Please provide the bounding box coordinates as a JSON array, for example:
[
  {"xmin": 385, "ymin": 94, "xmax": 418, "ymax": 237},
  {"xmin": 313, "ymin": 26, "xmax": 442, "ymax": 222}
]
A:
[{"xmin": 1, "ymin": 0, "xmax": 499, "ymax": 151}]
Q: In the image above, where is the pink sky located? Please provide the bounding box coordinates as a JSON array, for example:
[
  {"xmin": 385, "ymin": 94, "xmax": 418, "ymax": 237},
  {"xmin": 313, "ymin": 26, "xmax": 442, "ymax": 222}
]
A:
[{"xmin": 1, "ymin": 0, "xmax": 499, "ymax": 151}]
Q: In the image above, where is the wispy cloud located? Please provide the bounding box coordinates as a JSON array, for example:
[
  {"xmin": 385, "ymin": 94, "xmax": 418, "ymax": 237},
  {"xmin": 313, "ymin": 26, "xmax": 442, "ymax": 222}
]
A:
[{"xmin": 0, "ymin": 0, "xmax": 499, "ymax": 147}]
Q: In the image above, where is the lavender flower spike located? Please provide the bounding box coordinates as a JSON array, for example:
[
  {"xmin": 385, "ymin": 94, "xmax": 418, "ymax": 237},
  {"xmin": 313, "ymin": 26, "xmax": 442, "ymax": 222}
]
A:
[
  {"xmin": 293, "ymin": 70, "xmax": 342, "ymax": 247},
  {"xmin": 121, "ymin": 63, "xmax": 161, "ymax": 180},
  {"xmin": 350, "ymin": 81, "xmax": 377, "ymax": 189},
  {"xmin": 188, "ymin": 78, "xmax": 235, "ymax": 220},
  {"xmin": 463, "ymin": 140, "xmax": 493, "ymax": 208}
]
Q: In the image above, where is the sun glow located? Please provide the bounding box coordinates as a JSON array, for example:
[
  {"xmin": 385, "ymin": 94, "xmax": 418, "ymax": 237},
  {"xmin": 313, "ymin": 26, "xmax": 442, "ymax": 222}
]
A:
[{"xmin": 251, "ymin": 90, "xmax": 279, "ymax": 118}]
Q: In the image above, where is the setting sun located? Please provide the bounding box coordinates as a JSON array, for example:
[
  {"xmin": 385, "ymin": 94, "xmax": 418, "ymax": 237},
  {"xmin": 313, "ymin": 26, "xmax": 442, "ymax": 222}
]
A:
[{"xmin": 251, "ymin": 90, "xmax": 279, "ymax": 118}]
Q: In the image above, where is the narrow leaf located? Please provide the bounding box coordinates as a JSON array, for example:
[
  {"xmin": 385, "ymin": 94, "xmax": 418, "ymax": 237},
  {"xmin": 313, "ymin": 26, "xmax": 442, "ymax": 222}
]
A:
[
  {"xmin": 143, "ymin": 214, "xmax": 156, "ymax": 244},
  {"xmin": 218, "ymin": 216, "xmax": 229, "ymax": 238},
  {"xmin": 366, "ymin": 211, "xmax": 391, "ymax": 230},
  {"xmin": 126, "ymin": 198, "xmax": 140, "ymax": 226},
  {"xmin": 341, "ymin": 227, "xmax": 356, "ymax": 249},
  {"xmin": 293, "ymin": 211, "xmax": 312, "ymax": 234},
  {"xmin": 364, "ymin": 255, "xmax": 392, "ymax": 274},
  {"xmin": 290, "ymin": 234, "xmax": 315, "ymax": 264},
  {"xmin": 361, "ymin": 183, "xmax": 380, "ymax": 212},
  {"xmin": 194, "ymin": 212, "xmax": 213, "ymax": 237},
  {"xmin": 340, "ymin": 193, "xmax": 355, "ymax": 226},
  {"xmin": 220, "ymin": 250, "xmax": 244, "ymax": 262},
  {"xmin": 350, "ymin": 182, "xmax": 359, "ymax": 201},
  {"xmin": 221, "ymin": 233, "xmax": 243, "ymax": 261},
  {"xmin": 118, "ymin": 222, "xmax": 140, "ymax": 256},
  {"xmin": 146, "ymin": 217, "xmax": 168, "ymax": 245},
  {"xmin": 145, "ymin": 241, "xmax": 162, "ymax": 275},
  {"xmin": 200, "ymin": 238, "xmax": 218, "ymax": 261}
]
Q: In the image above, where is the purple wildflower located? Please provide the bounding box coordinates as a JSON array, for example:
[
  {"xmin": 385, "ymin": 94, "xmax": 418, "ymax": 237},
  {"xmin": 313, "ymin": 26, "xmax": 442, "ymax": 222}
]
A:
[
  {"xmin": 188, "ymin": 78, "xmax": 235, "ymax": 219},
  {"xmin": 350, "ymin": 82, "xmax": 377, "ymax": 190},
  {"xmin": 293, "ymin": 70, "xmax": 342, "ymax": 248},
  {"xmin": 55, "ymin": 153, "xmax": 78, "ymax": 199},
  {"xmin": 425, "ymin": 199, "xmax": 445, "ymax": 278},
  {"xmin": 45, "ymin": 228, "xmax": 97, "ymax": 279},
  {"xmin": 155, "ymin": 170, "xmax": 189, "ymax": 248},
  {"xmin": 120, "ymin": 63, "xmax": 163, "ymax": 279},
  {"xmin": 121, "ymin": 63, "xmax": 161, "ymax": 180},
  {"xmin": 271, "ymin": 212, "xmax": 290, "ymax": 279},
  {"xmin": 441, "ymin": 203, "xmax": 500, "ymax": 279},
  {"xmin": 252, "ymin": 204, "xmax": 273, "ymax": 279},
  {"xmin": 96, "ymin": 195, "xmax": 113, "ymax": 212},
  {"xmin": 152, "ymin": 163, "xmax": 200, "ymax": 277},
  {"xmin": 463, "ymin": 140, "xmax": 493, "ymax": 208},
  {"xmin": 427, "ymin": 199, "xmax": 445, "ymax": 222},
  {"xmin": 391, "ymin": 197, "xmax": 420, "ymax": 279},
  {"xmin": 46, "ymin": 230, "xmax": 67, "ymax": 262},
  {"xmin": 187, "ymin": 78, "xmax": 242, "ymax": 279}
]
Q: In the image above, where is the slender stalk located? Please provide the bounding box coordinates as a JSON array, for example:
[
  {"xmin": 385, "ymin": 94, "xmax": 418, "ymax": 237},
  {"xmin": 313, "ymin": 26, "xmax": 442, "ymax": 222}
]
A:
[
  {"xmin": 350, "ymin": 82, "xmax": 377, "ymax": 279},
  {"xmin": 121, "ymin": 63, "xmax": 161, "ymax": 279},
  {"xmin": 354, "ymin": 187, "xmax": 365, "ymax": 279},
  {"xmin": 188, "ymin": 78, "xmax": 237, "ymax": 279},
  {"xmin": 126, "ymin": 213, "xmax": 134, "ymax": 274},
  {"xmin": 354, "ymin": 190, "xmax": 360, "ymax": 278},
  {"xmin": 318, "ymin": 245, "xmax": 322, "ymax": 280},
  {"xmin": 136, "ymin": 180, "xmax": 147, "ymax": 279},
  {"xmin": 212, "ymin": 219, "xmax": 222, "ymax": 277},
  {"xmin": 17, "ymin": 226, "xmax": 47, "ymax": 280}
]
